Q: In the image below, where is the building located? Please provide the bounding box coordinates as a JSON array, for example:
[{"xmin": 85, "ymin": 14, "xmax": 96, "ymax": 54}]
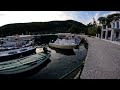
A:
[{"xmin": 101, "ymin": 20, "xmax": 120, "ymax": 41}]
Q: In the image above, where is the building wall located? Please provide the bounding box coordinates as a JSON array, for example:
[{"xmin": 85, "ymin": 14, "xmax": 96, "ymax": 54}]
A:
[{"xmin": 111, "ymin": 20, "xmax": 120, "ymax": 29}]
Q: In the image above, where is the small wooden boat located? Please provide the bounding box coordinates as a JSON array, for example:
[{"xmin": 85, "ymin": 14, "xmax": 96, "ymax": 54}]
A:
[{"xmin": 0, "ymin": 52, "xmax": 51, "ymax": 74}]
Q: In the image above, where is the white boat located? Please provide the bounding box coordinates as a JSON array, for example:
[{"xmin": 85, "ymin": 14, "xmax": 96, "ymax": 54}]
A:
[
  {"xmin": 0, "ymin": 35, "xmax": 36, "ymax": 61},
  {"xmin": 0, "ymin": 35, "xmax": 34, "ymax": 51},
  {"xmin": 0, "ymin": 41, "xmax": 33, "ymax": 51},
  {"xmin": 49, "ymin": 34, "xmax": 81, "ymax": 49},
  {"xmin": 49, "ymin": 39, "xmax": 77, "ymax": 49},
  {"xmin": 0, "ymin": 52, "xmax": 51, "ymax": 74},
  {"xmin": 0, "ymin": 46, "xmax": 36, "ymax": 62}
]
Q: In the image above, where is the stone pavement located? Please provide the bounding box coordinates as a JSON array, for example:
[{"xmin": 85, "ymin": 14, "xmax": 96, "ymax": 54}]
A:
[{"xmin": 80, "ymin": 36, "xmax": 120, "ymax": 79}]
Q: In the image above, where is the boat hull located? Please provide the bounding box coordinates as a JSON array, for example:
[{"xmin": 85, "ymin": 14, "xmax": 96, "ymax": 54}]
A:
[
  {"xmin": 49, "ymin": 43, "xmax": 77, "ymax": 49},
  {"xmin": 0, "ymin": 53, "xmax": 51, "ymax": 75},
  {"xmin": 0, "ymin": 47, "xmax": 36, "ymax": 62}
]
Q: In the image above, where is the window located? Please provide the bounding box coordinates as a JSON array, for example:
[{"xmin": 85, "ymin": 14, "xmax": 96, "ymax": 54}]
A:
[
  {"xmin": 103, "ymin": 25, "xmax": 106, "ymax": 29},
  {"xmin": 113, "ymin": 23, "xmax": 115, "ymax": 28},
  {"xmin": 117, "ymin": 22, "xmax": 119, "ymax": 28},
  {"xmin": 108, "ymin": 24, "xmax": 111, "ymax": 28}
]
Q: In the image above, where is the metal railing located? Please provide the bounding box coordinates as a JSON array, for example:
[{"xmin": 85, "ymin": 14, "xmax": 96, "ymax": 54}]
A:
[{"xmin": 59, "ymin": 61, "xmax": 85, "ymax": 79}]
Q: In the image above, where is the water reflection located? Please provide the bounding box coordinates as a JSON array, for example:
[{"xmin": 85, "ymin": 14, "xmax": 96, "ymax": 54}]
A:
[
  {"xmin": 48, "ymin": 46, "xmax": 76, "ymax": 55},
  {"xmin": 0, "ymin": 44, "xmax": 87, "ymax": 79},
  {"xmin": 26, "ymin": 44, "xmax": 87, "ymax": 79}
]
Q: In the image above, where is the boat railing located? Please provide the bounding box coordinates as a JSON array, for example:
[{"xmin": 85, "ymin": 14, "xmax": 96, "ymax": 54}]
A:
[{"xmin": 59, "ymin": 61, "xmax": 85, "ymax": 79}]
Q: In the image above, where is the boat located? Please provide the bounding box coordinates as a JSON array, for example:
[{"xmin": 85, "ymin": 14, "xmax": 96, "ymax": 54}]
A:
[
  {"xmin": 0, "ymin": 46, "xmax": 36, "ymax": 62},
  {"xmin": 0, "ymin": 35, "xmax": 34, "ymax": 51},
  {"xmin": 0, "ymin": 52, "xmax": 51, "ymax": 74},
  {"xmin": 0, "ymin": 41, "xmax": 34, "ymax": 52},
  {"xmin": 0, "ymin": 35, "xmax": 36, "ymax": 62},
  {"xmin": 49, "ymin": 39, "xmax": 77, "ymax": 49},
  {"xmin": 49, "ymin": 34, "xmax": 81, "ymax": 49}
]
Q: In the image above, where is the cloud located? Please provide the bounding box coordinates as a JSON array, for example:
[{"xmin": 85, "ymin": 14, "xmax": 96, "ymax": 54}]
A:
[
  {"xmin": 1, "ymin": 11, "xmax": 120, "ymax": 27},
  {"xmin": 0, "ymin": 11, "xmax": 71, "ymax": 26},
  {"xmin": 102, "ymin": 11, "xmax": 120, "ymax": 17},
  {"xmin": 80, "ymin": 11, "xmax": 120, "ymax": 25}
]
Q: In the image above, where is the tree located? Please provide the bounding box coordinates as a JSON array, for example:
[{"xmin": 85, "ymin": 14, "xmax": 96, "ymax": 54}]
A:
[
  {"xmin": 98, "ymin": 17, "xmax": 106, "ymax": 25},
  {"xmin": 98, "ymin": 13, "xmax": 120, "ymax": 28},
  {"xmin": 86, "ymin": 18, "xmax": 101, "ymax": 36},
  {"xmin": 93, "ymin": 18, "xmax": 97, "ymax": 26},
  {"xmin": 69, "ymin": 24, "xmax": 80, "ymax": 34},
  {"xmin": 96, "ymin": 26, "xmax": 102, "ymax": 34},
  {"xmin": 106, "ymin": 13, "xmax": 120, "ymax": 26},
  {"xmin": 87, "ymin": 26, "xmax": 97, "ymax": 36},
  {"xmin": 107, "ymin": 13, "xmax": 120, "ymax": 21},
  {"xmin": 87, "ymin": 22, "xmax": 93, "ymax": 27}
]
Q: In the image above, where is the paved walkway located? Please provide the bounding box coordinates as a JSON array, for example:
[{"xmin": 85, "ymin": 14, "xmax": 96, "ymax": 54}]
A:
[
  {"xmin": 80, "ymin": 36, "xmax": 120, "ymax": 79},
  {"xmin": 102, "ymin": 39, "xmax": 120, "ymax": 45}
]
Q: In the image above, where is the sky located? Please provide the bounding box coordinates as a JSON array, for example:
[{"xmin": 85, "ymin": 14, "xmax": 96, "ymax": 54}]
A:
[{"xmin": 0, "ymin": 11, "xmax": 120, "ymax": 26}]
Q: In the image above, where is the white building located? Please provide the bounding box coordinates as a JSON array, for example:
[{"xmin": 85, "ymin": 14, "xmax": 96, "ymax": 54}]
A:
[{"xmin": 101, "ymin": 20, "xmax": 120, "ymax": 41}]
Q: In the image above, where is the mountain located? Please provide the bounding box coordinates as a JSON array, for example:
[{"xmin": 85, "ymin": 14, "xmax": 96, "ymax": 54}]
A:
[{"xmin": 0, "ymin": 20, "xmax": 86, "ymax": 36}]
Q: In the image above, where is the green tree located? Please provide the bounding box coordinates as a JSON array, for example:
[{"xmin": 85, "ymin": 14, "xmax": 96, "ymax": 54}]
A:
[
  {"xmin": 96, "ymin": 26, "xmax": 102, "ymax": 34},
  {"xmin": 98, "ymin": 17, "xmax": 106, "ymax": 25},
  {"xmin": 87, "ymin": 26, "xmax": 97, "ymax": 36},
  {"xmin": 86, "ymin": 19, "xmax": 98, "ymax": 36},
  {"xmin": 98, "ymin": 13, "xmax": 120, "ymax": 26},
  {"xmin": 69, "ymin": 24, "xmax": 80, "ymax": 34}
]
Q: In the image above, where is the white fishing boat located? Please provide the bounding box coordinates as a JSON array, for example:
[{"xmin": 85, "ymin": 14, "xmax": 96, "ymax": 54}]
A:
[
  {"xmin": 0, "ymin": 35, "xmax": 36, "ymax": 61},
  {"xmin": 0, "ymin": 52, "xmax": 51, "ymax": 74},
  {"xmin": 0, "ymin": 46, "xmax": 36, "ymax": 62},
  {"xmin": 49, "ymin": 34, "xmax": 81, "ymax": 49},
  {"xmin": 0, "ymin": 35, "xmax": 34, "ymax": 51},
  {"xmin": 49, "ymin": 39, "xmax": 77, "ymax": 49}
]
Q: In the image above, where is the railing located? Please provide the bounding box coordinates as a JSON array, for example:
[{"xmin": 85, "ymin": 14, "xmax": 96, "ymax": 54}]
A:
[{"xmin": 59, "ymin": 61, "xmax": 85, "ymax": 79}]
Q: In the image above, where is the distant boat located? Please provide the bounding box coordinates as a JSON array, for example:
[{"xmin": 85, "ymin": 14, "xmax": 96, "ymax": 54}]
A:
[
  {"xmin": 0, "ymin": 35, "xmax": 36, "ymax": 61},
  {"xmin": 0, "ymin": 52, "xmax": 51, "ymax": 74},
  {"xmin": 0, "ymin": 35, "xmax": 34, "ymax": 51},
  {"xmin": 49, "ymin": 34, "xmax": 81, "ymax": 49}
]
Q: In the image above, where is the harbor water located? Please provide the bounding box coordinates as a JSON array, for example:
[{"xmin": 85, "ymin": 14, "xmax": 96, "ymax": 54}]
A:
[
  {"xmin": 0, "ymin": 35, "xmax": 88, "ymax": 79},
  {"xmin": 26, "ymin": 44, "xmax": 87, "ymax": 79}
]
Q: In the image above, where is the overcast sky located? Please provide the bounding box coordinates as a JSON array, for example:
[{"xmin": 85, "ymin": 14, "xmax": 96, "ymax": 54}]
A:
[{"xmin": 0, "ymin": 11, "xmax": 120, "ymax": 26}]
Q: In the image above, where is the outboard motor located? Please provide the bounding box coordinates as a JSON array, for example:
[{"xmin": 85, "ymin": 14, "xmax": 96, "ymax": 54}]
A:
[{"xmin": 43, "ymin": 47, "xmax": 48, "ymax": 53}]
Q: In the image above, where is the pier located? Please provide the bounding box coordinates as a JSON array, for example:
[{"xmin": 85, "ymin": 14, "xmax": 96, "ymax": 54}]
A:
[{"xmin": 80, "ymin": 35, "xmax": 120, "ymax": 79}]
